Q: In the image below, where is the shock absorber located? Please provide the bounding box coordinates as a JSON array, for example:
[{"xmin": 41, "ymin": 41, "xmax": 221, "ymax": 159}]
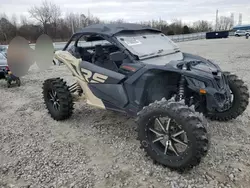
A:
[
  {"xmin": 69, "ymin": 82, "xmax": 83, "ymax": 96},
  {"xmin": 177, "ymin": 64, "xmax": 187, "ymax": 101}
]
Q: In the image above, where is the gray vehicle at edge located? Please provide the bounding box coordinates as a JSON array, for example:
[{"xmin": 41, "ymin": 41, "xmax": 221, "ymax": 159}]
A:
[
  {"xmin": 0, "ymin": 52, "xmax": 8, "ymax": 78},
  {"xmin": 42, "ymin": 23, "xmax": 249, "ymax": 172}
]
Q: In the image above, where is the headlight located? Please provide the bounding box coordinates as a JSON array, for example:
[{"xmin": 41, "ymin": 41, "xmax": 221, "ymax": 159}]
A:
[{"xmin": 187, "ymin": 77, "xmax": 206, "ymax": 89}]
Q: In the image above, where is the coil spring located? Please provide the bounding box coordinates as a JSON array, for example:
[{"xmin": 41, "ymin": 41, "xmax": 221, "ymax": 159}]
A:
[
  {"xmin": 69, "ymin": 82, "xmax": 82, "ymax": 95},
  {"xmin": 178, "ymin": 75, "xmax": 185, "ymax": 101},
  {"xmin": 178, "ymin": 64, "xmax": 187, "ymax": 101}
]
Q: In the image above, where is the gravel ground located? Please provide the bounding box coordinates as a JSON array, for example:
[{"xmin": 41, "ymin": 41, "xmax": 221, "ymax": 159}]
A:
[{"xmin": 0, "ymin": 37, "xmax": 250, "ymax": 188}]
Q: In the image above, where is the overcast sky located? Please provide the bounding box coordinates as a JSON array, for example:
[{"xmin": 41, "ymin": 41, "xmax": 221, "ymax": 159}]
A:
[{"xmin": 1, "ymin": 0, "xmax": 250, "ymax": 25}]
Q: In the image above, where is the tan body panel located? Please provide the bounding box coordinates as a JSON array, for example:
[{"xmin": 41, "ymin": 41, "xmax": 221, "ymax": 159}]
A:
[{"xmin": 54, "ymin": 50, "xmax": 106, "ymax": 109}]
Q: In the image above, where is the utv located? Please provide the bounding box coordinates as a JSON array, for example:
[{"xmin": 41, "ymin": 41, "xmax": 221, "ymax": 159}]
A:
[{"xmin": 42, "ymin": 23, "xmax": 249, "ymax": 171}]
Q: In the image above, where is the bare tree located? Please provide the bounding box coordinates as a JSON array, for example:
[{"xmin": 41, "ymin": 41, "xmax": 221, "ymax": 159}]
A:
[
  {"xmin": 20, "ymin": 15, "xmax": 28, "ymax": 26},
  {"xmin": 28, "ymin": 0, "xmax": 56, "ymax": 33},
  {"xmin": 80, "ymin": 14, "xmax": 87, "ymax": 28},
  {"xmin": 193, "ymin": 20, "xmax": 213, "ymax": 32},
  {"xmin": 10, "ymin": 14, "xmax": 18, "ymax": 35},
  {"xmin": 50, "ymin": 3, "xmax": 61, "ymax": 38},
  {"xmin": 65, "ymin": 13, "xmax": 79, "ymax": 34},
  {"xmin": 169, "ymin": 19, "xmax": 183, "ymax": 34},
  {"xmin": 0, "ymin": 17, "xmax": 17, "ymax": 43},
  {"xmin": 217, "ymin": 16, "xmax": 232, "ymax": 31},
  {"xmin": 0, "ymin": 13, "xmax": 8, "ymax": 20},
  {"xmin": 1, "ymin": 5, "xmax": 237, "ymax": 44},
  {"xmin": 108, "ymin": 19, "xmax": 125, "ymax": 24},
  {"xmin": 11, "ymin": 14, "xmax": 17, "ymax": 26}
]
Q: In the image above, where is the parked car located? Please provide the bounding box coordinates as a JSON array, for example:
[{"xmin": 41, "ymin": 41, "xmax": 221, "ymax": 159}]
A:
[
  {"xmin": 234, "ymin": 30, "xmax": 250, "ymax": 37},
  {"xmin": 0, "ymin": 45, "xmax": 8, "ymax": 57},
  {"xmin": 0, "ymin": 52, "xmax": 8, "ymax": 79}
]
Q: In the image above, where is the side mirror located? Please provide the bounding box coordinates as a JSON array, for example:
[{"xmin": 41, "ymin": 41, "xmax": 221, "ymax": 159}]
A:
[{"xmin": 109, "ymin": 51, "xmax": 126, "ymax": 62}]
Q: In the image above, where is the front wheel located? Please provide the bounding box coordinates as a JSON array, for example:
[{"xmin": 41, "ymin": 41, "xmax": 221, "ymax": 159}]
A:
[
  {"xmin": 42, "ymin": 78, "xmax": 74, "ymax": 121},
  {"xmin": 136, "ymin": 98, "xmax": 209, "ymax": 172},
  {"xmin": 206, "ymin": 72, "xmax": 249, "ymax": 121}
]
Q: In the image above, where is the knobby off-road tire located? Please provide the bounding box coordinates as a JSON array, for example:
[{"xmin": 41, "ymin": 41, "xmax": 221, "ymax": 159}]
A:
[
  {"xmin": 206, "ymin": 72, "xmax": 249, "ymax": 121},
  {"xmin": 42, "ymin": 78, "xmax": 74, "ymax": 121},
  {"xmin": 135, "ymin": 98, "xmax": 209, "ymax": 172}
]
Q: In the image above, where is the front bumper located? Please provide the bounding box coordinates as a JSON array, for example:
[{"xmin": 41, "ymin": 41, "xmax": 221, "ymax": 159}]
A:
[
  {"xmin": 204, "ymin": 87, "xmax": 232, "ymax": 112},
  {"xmin": 185, "ymin": 75, "xmax": 232, "ymax": 112}
]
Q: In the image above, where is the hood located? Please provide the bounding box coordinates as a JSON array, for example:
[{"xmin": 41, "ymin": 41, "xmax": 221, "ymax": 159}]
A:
[
  {"xmin": 181, "ymin": 52, "xmax": 222, "ymax": 74},
  {"xmin": 186, "ymin": 60, "xmax": 220, "ymax": 75}
]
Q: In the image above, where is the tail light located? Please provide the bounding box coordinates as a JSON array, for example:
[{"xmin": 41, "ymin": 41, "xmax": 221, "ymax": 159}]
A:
[{"xmin": 5, "ymin": 66, "xmax": 9, "ymax": 71}]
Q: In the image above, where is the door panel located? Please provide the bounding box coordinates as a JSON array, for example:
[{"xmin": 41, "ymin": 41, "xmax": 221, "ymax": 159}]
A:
[
  {"xmin": 79, "ymin": 60, "xmax": 128, "ymax": 108},
  {"xmin": 79, "ymin": 61, "xmax": 125, "ymax": 84},
  {"xmin": 88, "ymin": 84, "xmax": 128, "ymax": 108}
]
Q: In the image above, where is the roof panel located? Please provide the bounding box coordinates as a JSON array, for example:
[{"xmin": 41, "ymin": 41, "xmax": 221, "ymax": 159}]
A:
[{"xmin": 73, "ymin": 23, "xmax": 161, "ymax": 36}]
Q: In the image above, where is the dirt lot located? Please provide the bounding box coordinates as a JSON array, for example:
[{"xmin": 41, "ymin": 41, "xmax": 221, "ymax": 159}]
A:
[{"xmin": 0, "ymin": 37, "xmax": 250, "ymax": 188}]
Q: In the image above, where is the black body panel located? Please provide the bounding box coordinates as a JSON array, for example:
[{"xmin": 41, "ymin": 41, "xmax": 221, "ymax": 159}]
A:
[
  {"xmin": 79, "ymin": 60, "xmax": 129, "ymax": 111},
  {"xmin": 117, "ymin": 53, "xmax": 232, "ymax": 115},
  {"xmin": 89, "ymin": 84, "xmax": 128, "ymax": 108}
]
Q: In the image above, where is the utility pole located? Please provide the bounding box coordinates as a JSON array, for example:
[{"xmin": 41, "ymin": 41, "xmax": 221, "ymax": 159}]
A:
[
  {"xmin": 71, "ymin": 20, "xmax": 74, "ymax": 34},
  {"xmin": 159, "ymin": 17, "xmax": 162, "ymax": 31},
  {"xmin": 88, "ymin": 9, "xmax": 90, "ymax": 26},
  {"xmin": 238, "ymin": 13, "xmax": 242, "ymax": 25},
  {"xmin": 215, "ymin": 9, "xmax": 218, "ymax": 31},
  {"xmin": 230, "ymin": 13, "xmax": 234, "ymax": 28}
]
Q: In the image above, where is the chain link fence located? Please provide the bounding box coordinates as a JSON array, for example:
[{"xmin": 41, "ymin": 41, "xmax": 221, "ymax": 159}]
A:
[{"xmin": 167, "ymin": 32, "xmax": 207, "ymax": 42}]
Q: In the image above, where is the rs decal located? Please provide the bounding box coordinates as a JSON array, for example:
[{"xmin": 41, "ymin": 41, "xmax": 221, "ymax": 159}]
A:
[
  {"xmin": 81, "ymin": 68, "xmax": 108, "ymax": 83},
  {"xmin": 81, "ymin": 68, "xmax": 92, "ymax": 82}
]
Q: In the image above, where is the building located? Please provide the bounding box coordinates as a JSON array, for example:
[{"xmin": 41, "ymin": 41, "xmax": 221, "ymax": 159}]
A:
[{"xmin": 232, "ymin": 24, "xmax": 250, "ymax": 31}]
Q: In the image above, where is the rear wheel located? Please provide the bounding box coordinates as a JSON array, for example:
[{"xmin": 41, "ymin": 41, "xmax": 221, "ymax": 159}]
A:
[
  {"xmin": 42, "ymin": 78, "xmax": 74, "ymax": 121},
  {"xmin": 206, "ymin": 72, "xmax": 249, "ymax": 121},
  {"xmin": 136, "ymin": 98, "xmax": 209, "ymax": 171}
]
